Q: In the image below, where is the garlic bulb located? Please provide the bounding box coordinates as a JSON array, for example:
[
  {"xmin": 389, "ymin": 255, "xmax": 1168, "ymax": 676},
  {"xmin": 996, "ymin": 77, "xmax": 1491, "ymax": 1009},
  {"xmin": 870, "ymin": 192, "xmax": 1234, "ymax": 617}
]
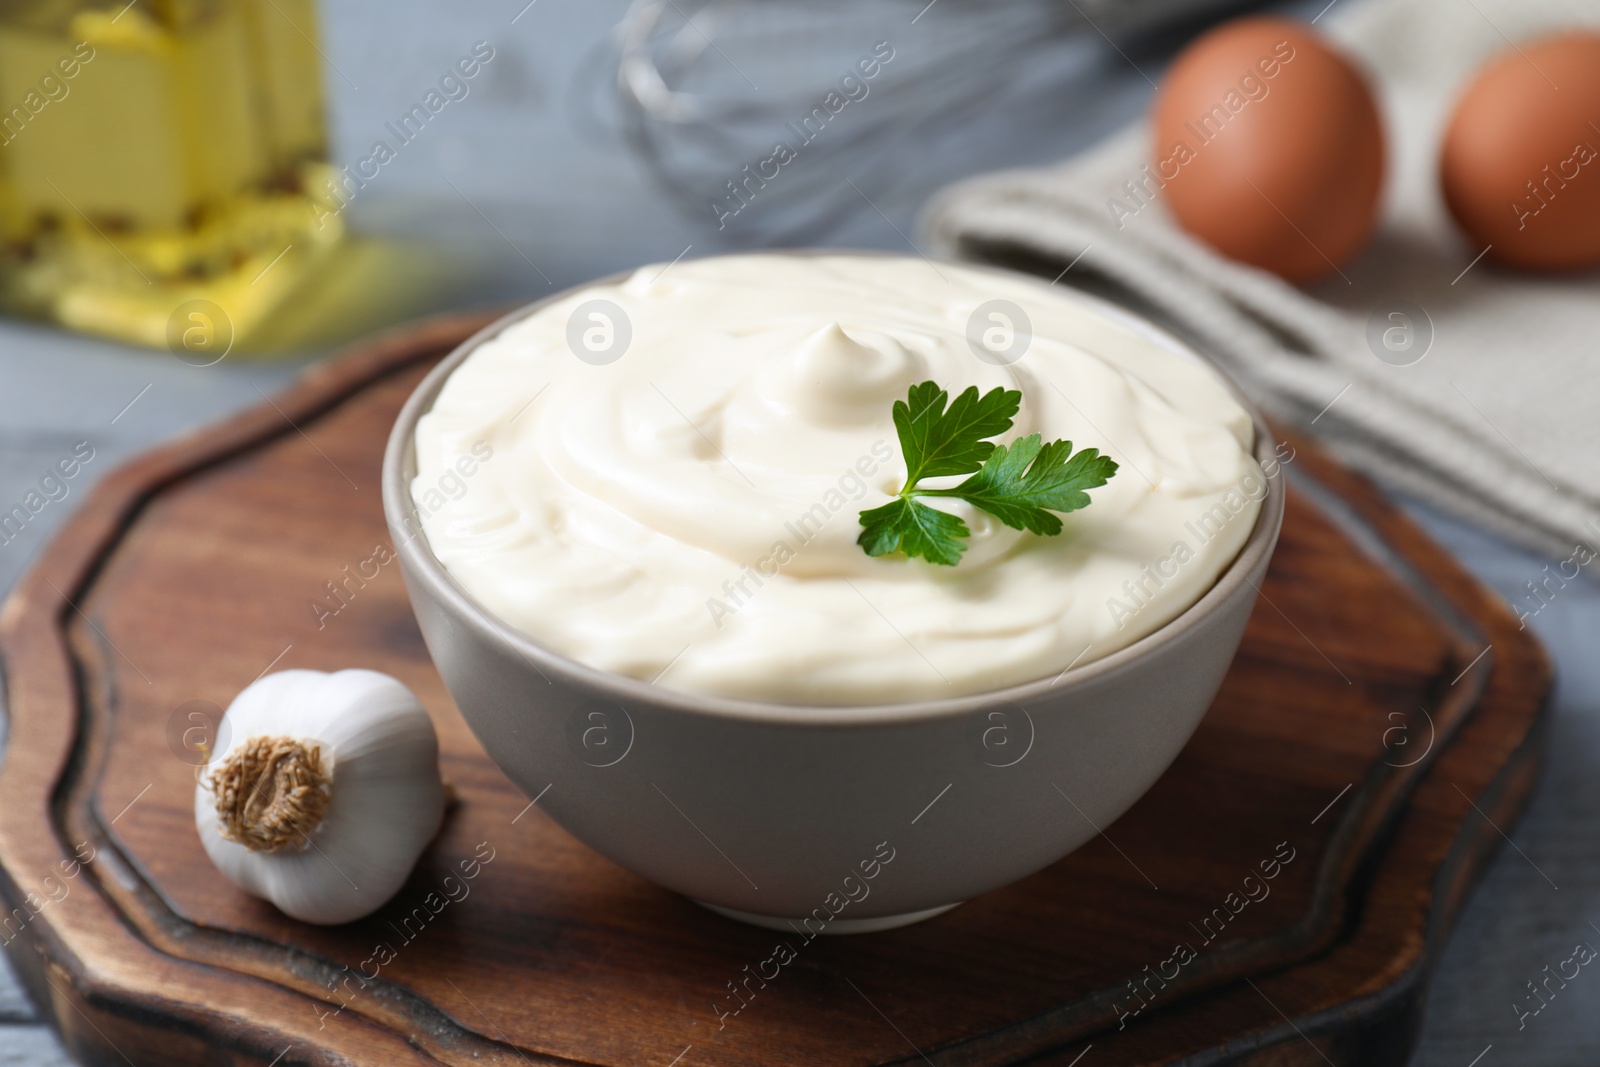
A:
[{"xmin": 194, "ymin": 669, "xmax": 446, "ymax": 925}]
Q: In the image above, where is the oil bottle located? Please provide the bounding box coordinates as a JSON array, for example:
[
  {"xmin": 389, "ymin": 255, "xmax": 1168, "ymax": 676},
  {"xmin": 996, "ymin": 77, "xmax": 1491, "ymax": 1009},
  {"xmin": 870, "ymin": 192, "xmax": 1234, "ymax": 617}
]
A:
[{"xmin": 0, "ymin": 0, "xmax": 339, "ymax": 350}]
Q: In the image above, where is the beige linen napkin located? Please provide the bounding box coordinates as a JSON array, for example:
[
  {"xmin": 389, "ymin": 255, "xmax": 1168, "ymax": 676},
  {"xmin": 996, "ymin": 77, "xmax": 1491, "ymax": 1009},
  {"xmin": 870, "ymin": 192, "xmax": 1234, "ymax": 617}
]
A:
[{"xmin": 922, "ymin": 0, "xmax": 1600, "ymax": 559}]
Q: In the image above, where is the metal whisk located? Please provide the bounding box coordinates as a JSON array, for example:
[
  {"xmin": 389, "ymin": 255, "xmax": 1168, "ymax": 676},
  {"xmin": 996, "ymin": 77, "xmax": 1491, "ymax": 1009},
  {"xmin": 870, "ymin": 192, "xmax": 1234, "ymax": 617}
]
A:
[{"xmin": 609, "ymin": 0, "xmax": 1259, "ymax": 244}]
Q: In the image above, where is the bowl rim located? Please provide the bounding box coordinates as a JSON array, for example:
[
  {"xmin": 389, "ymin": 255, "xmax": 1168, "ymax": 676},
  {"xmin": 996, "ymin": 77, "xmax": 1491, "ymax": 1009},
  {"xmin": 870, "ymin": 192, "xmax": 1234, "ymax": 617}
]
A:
[{"xmin": 382, "ymin": 249, "xmax": 1286, "ymax": 727}]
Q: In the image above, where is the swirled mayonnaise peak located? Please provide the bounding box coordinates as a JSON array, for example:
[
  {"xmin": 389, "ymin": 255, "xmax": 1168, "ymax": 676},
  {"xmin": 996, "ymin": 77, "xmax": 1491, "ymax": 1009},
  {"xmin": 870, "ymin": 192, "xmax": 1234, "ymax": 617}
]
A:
[{"xmin": 412, "ymin": 254, "xmax": 1264, "ymax": 705}]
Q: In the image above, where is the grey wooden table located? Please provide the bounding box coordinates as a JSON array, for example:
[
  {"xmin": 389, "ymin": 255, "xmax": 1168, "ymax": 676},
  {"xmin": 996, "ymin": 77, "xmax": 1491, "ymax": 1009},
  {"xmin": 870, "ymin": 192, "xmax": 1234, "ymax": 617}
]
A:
[{"xmin": 3, "ymin": 0, "xmax": 1597, "ymax": 1063}]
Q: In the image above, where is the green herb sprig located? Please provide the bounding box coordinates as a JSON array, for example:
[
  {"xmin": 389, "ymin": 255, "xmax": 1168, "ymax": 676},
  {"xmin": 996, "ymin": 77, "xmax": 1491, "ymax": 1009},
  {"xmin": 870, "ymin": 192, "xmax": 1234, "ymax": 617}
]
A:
[{"xmin": 857, "ymin": 381, "xmax": 1118, "ymax": 566}]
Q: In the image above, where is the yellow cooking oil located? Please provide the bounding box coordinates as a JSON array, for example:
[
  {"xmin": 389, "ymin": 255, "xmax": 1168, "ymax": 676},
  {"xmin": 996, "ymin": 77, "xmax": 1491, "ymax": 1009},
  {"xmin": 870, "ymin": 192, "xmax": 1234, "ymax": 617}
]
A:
[{"xmin": 0, "ymin": 0, "xmax": 340, "ymax": 350}]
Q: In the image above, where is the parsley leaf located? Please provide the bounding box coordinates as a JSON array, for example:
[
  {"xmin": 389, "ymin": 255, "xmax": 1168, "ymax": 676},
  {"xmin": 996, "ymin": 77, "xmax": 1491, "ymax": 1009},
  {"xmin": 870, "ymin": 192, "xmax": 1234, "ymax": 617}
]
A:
[
  {"xmin": 858, "ymin": 382, "xmax": 1118, "ymax": 565},
  {"xmin": 857, "ymin": 498, "xmax": 972, "ymax": 567},
  {"xmin": 924, "ymin": 435, "xmax": 1119, "ymax": 537},
  {"xmin": 896, "ymin": 382, "xmax": 1020, "ymax": 484}
]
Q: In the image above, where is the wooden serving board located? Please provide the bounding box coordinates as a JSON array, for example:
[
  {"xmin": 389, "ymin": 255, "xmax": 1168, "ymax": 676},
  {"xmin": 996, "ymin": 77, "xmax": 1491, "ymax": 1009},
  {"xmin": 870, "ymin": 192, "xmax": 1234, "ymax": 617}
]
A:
[{"xmin": 0, "ymin": 315, "xmax": 1549, "ymax": 1067}]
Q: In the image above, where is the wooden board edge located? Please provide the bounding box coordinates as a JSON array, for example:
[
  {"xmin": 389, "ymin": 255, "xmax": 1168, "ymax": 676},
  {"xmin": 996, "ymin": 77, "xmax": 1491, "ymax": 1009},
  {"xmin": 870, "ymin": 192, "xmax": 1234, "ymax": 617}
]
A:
[
  {"xmin": 1004, "ymin": 433, "xmax": 1556, "ymax": 1066},
  {"xmin": 1156, "ymin": 691, "xmax": 1550, "ymax": 1067}
]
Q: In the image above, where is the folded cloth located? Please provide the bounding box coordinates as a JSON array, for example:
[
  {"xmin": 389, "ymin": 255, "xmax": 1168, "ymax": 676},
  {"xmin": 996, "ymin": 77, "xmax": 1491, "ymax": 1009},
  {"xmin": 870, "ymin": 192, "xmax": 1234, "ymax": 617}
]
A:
[{"xmin": 922, "ymin": 0, "xmax": 1600, "ymax": 559}]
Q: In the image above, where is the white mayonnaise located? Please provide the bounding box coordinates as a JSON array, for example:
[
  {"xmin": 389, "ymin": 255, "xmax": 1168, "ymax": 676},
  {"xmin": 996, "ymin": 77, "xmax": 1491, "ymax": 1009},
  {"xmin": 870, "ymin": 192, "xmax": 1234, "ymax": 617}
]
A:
[{"xmin": 412, "ymin": 254, "xmax": 1264, "ymax": 705}]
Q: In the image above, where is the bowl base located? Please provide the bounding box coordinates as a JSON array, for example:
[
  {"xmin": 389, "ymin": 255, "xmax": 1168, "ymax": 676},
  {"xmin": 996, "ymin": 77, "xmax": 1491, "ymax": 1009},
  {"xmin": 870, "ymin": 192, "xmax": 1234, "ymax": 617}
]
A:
[{"xmin": 694, "ymin": 900, "xmax": 962, "ymax": 934}]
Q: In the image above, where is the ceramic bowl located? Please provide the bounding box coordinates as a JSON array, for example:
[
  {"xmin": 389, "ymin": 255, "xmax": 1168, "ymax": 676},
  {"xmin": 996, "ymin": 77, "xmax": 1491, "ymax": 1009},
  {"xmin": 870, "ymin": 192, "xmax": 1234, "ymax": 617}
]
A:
[{"xmin": 382, "ymin": 254, "xmax": 1285, "ymax": 933}]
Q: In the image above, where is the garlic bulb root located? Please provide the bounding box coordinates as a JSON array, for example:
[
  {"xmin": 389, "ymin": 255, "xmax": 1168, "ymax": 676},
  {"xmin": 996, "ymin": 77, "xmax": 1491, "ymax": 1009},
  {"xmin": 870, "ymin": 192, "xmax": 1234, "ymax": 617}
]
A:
[{"xmin": 210, "ymin": 736, "xmax": 332, "ymax": 854}]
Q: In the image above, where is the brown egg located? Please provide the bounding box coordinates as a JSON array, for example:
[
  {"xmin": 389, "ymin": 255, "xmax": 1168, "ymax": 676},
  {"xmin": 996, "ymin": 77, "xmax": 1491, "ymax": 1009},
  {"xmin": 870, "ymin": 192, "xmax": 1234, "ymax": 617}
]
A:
[
  {"xmin": 1149, "ymin": 17, "xmax": 1385, "ymax": 283},
  {"xmin": 1440, "ymin": 31, "xmax": 1600, "ymax": 272}
]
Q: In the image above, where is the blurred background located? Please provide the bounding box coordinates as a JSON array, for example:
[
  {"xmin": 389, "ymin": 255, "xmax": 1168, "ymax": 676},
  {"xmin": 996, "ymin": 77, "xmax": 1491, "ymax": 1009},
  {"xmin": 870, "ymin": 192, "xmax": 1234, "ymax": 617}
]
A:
[{"xmin": 3, "ymin": 0, "xmax": 1598, "ymax": 1063}]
